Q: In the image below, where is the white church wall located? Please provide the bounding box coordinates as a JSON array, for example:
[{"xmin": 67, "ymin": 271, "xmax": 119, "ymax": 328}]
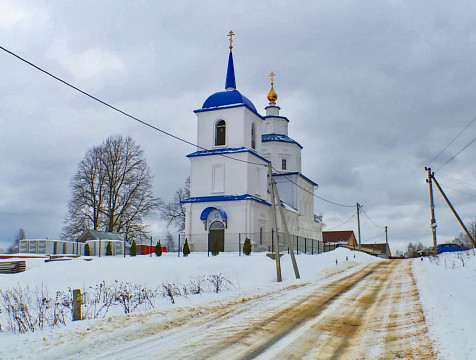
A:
[
  {"xmin": 190, "ymin": 152, "xmax": 268, "ymax": 198},
  {"xmin": 261, "ymin": 142, "xmax": 302, "ymax": 173},
  {"xmin": 196, "ymin": 107, "xmax": 262, "ymax": 150},
  {"xmin": 265, "ymin": 117, "xmax": 288, "ymax": 135},
  {"xmin": 274, "ymin": 174, "xmax": 297, "ymax": 209},
  {"xmin": 185, "ymin": 200, "xmax": 271, "ymax": 252}
]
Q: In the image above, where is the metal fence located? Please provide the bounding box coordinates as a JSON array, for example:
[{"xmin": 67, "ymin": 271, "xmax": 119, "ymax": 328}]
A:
[{"xmin": 180, "ymin": 231, "xmax": 335, "ymax": 256}]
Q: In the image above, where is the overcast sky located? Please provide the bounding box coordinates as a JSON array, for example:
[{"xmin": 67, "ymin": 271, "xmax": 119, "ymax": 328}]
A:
[{"xmin": 1, "ymin": 1, "xmax": 475, "ymax": 253}]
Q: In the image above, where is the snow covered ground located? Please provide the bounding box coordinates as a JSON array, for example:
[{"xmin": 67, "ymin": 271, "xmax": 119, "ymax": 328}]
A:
[
  {"xmin": 413, "ymin": 249, "xmax": 476, "ymax": 360},
  {"xmin": 1, "ymin": 248, "xmax": 475, "ymax": 359}
]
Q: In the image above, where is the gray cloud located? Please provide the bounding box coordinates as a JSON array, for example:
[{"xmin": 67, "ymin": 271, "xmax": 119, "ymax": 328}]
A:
[{"xmin": 1, "ymin": 1, "xmax": 475, "ymax": 253}]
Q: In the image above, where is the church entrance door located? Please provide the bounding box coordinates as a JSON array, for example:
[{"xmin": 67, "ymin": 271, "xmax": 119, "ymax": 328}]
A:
[{"xmin": 208, "ymin": 221, "xmax": 225, "ymax": 252}]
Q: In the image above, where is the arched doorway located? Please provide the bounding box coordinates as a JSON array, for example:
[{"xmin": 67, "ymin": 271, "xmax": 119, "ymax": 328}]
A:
[{"xmin": 208, "ymin": 221, "xmax": 225, "ymax": 252}]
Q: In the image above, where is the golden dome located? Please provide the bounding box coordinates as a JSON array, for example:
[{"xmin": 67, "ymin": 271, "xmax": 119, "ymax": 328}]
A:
[{"xmin": 267, "ymin": 72, "xmax": 278, "ymax": 105}]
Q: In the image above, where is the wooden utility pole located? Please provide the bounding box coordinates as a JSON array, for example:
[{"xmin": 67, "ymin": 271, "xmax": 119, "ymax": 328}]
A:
[
  {"xmin": 268, "ymin": 164, "xmax": 282, "ymax": 282},
  {"xmin": 356, "ymin": 203, "xmax": 362, "ymax": 250},
  {"xmin": 272, "ymin": 174, "xmax": 300, "ymax": 279},
  {"xmin": 432, "ymin": 174, "xmax": 476, "ymax": 248},
  {"xmin": 425, "ymin": 167, "xmax": 438, "ymax": 254}
]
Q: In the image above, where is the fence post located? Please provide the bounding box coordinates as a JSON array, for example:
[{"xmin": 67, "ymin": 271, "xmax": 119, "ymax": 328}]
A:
[
  {"xmin": 312, "ymin": 239, "xmax": 314, "ymax": 255},
  {"xmin": 73, "ymin": 289, "xmax": 82, "ymax": 321},
  {"xmin": 178, "ymin": 234, "xmax": 181, "ymax": 257},
  {"xmin": 297, "ymin": 237, "xmax": 299, "ymax": 255},
  {"xmin": 305, "ymin": 238, "xmax": 307, "ymax": 254},
  {"xmin": 239, "ymin": 233, "xmax": 241, "ymax": 256}
]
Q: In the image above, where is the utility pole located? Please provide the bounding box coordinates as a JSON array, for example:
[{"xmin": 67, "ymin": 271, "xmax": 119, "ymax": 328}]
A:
[
  {"xmin": 385, "ymin": 226, "xmax": 388, "ymax": 259},
  {"xmin": 425, "ymin": 167, "xmax": 438, "ymax": 254},
  {"xmin": 272, "ymin": 174, "xmax": 300, "ymax": 279},
  {"xmin": 431, "ymin": 174, "xmax": 476, "ymax": 248},
  {"xmin": 356, "ymin": 203, "xmax": 362, "ymax": 250},
  {"xmin": 268, "ymin": 164, "xmax": 282, "ymax": 282}
]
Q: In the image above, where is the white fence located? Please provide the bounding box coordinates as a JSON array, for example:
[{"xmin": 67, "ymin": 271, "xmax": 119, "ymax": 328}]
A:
[{"xmin": 19, "ymin": 239, "xmax": 124, "ymax": 256}]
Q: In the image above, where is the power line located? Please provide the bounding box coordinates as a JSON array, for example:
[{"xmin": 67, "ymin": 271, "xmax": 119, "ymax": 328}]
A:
[
  {"xmin": 325, "ymin": 213, "xmax": 356, "ymax": 230},
  {"xmin": 435, "ymin": 136, "xmax": 476, "ymax": 172},
  {"xmin": 271, "ymin": 166, "xmax": 355, "ymax": 208},
  {"xmin": 364, "ymin": 231, "xmax": 385, "ymax": 242},
  {"xmin": 0, "ymin": 44, "xmax": 266, "ymax": 167},
  {"xmin": 437, "ymin": 173, "xmax": 476, "ymax": 190},
  {"xmin": 438, "ymin": 181, "xmax": 476, "ymax": 198},
  {"xmin": 360, "ymin": 207, "xmax": 385, "ymax": 229},
  {"xmin": 1, "ymin": 44, "xmax": 357, "ymax": 209},
  {"xmin": 428, "ymin": 115, "xmax": 476, "ymax": 166}
]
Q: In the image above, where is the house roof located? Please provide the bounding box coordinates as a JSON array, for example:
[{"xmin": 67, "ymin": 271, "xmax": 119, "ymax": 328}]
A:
[
  {"xmin": 360, "ymin": 243, "xmax": 389, "ymax": 254},
  {"xmin": 322, "ymin": 231, "xmax": 355, "ymax": 244},
  {"xmin": 78, "ymin": 230, "xmax": 123, "ymax": 242}
]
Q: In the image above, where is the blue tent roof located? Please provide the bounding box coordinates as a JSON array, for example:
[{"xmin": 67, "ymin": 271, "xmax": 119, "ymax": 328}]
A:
[
  {"xmin": 225, "ymin": 51, "xmax": 236, "ymax": 89},
  {"xmin": 202, "ymin": 90, "xmax": 257, "ymax": 112}
]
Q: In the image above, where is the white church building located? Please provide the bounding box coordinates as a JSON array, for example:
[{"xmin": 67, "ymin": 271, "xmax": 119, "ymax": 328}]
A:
[{"xmin": 182, "ymin": 34, "xmax": 323, "ymax": 252}]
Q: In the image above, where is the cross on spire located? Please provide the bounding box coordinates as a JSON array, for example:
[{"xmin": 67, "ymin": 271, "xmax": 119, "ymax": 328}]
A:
[
  {"xmin": 228, "ymin": 30, "xmax": 235, "ymax": 51},
  {"xmin": 269, "ymin": 72, "xmax": 276, "ymax": 85}
]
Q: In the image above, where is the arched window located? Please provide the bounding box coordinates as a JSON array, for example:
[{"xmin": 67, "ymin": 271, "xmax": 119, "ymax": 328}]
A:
[
  {"xmin": 215, "ymin": 120, "xmax": 226, "ymax": 146},
  {"xmin": 251, "ymin": 123, "xmax": 256, "ymax": 149}
]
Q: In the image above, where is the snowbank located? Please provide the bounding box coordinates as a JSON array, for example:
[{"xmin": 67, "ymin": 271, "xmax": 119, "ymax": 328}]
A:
[
  {"xmin": 1, "ymin": 248, "xmax": 377, "ymax": 294},
  {"xmin": 413, "ymin": 250, "xmax": 476, "ymax": 360}
]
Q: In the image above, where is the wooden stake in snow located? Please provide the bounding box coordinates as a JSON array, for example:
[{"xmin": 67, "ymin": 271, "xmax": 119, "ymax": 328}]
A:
[{"xmin": 73, "ymin": 289, "xmax": 82, "ymax": 321}]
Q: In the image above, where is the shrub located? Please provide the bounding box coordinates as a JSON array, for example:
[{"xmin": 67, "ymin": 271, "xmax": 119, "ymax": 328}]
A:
[
  {"xmin": 183, "ymin": 239, "xmax": 190, "ymax": 257},
  {"xmin": 130, "ymin": 240, "xmax": 137, "ymax": 257},
  {"xmin": 106, "ymin": 241, "xmax": 112, "ymax": 256},
  {"xmin": 84, "ymin": 243, "xmax": 91, "ymax": 256},
  {"xmin": 211, "ymin": 238, "xmax": 219, "ymax": 256},
  {"xmin": 243, "ymin": 237, "xmax": 252, "ymax": 255},
  {"xmin": 155, "ymin": 241, "xmax": 162, "ymax": 256}
]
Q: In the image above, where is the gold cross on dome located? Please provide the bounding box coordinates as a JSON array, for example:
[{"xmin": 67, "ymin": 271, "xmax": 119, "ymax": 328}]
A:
[
  {"xmin": 269, "ymin": 72, "xmax": 276, "ymax": 85},
  {"xmin": 228, "ymin": 30, "xmax": 235, "ymax": 51}
]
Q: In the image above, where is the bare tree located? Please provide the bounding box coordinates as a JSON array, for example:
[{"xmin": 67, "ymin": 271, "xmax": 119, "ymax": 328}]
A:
[
  {"xmin": 8, "ymin": 228, "xmax": 26, "ymax": 254},
  {"xmin": 159, "ymin": 177, "xmax": 189, "ymax": 231},
  {"xmin": 165, "ymin": 231, "xmax": 175, "ymax": 252},
  {"xmin": 405, "ymin": 241, "xmax": 424, "ymax": 258},
  {"xmin": 62, "ymin": 135, "xmax": 160, "ymax": 241}
]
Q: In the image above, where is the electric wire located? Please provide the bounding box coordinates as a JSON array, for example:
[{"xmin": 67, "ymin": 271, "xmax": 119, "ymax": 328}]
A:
[
  {"xmin": 1, "ymin": 44, "xmax": 357, "ymax": 209},
  {"xmin": 325, "ymin": 213, "xmax": 356, "ymax": 230},
  {"xmin": 428, "ymin": 116, "xmax": 476, "ymax": 166},
  {"xmin": 435, "ymin": 135, "xmax": 476, "ymax": 172},
  {"xmin": 271, "ymin": 166, "xmax": 355, "ymax": 208},
  {"xmin": 360, "ymin": 208, "xmax": 385, "ymax": 229},
  {"xmin": 437, "ymin": 173, "xmax": 476, "ymax": 190},
  {"xmin": 363, "ymin": 231, "xmax": 385, "ymax": 243},
  {"xmin": 438, "ymin": 181, "xmax": 476, "ymax": 198},
  {"xmin": 0, "ymin": 45, "xmax": 266, "ymax": 167}
]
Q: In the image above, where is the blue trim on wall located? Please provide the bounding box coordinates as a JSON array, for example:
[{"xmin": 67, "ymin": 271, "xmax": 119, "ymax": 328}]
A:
[
  {"xmin": 261, "ymin": 133, "xmax": 303, "ymax": 149},
  {"xmin": 182, "ymin": 194, "xmax": 271, "ymax": 206},
  {"xmin": 186, "ymin": 147, "xmax": 270, "ymax": 164},
  {"xmin": 273, "ymin": 171, "xmax": 318, "ymax": 187},
  {"xmin": 200, "ymin": 206, "xmax": 228, "ymax": 220},
  {"xmin": 194, "ymin": 103, "xmax": 264, "ymax": 119}
]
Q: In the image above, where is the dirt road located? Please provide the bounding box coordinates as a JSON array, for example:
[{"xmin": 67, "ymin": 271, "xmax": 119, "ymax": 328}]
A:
[{"xmin": 25, "ymin": 260, "xmax": 439, "ymax": 360}]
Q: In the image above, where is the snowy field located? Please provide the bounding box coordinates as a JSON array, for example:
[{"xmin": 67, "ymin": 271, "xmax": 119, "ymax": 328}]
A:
[
  {"xmin": 0, "ymin": 248, "xmax": 475, "ymax": 359},
  {"xmin": 413, "ymin": 249, "xmax": 476, "ymax": 360}
]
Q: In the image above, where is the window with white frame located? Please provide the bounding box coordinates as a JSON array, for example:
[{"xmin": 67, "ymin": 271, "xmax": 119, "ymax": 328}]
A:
[{"xmin": 215, "ymin": 120, "xmax": 226, "ymax": 146}]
